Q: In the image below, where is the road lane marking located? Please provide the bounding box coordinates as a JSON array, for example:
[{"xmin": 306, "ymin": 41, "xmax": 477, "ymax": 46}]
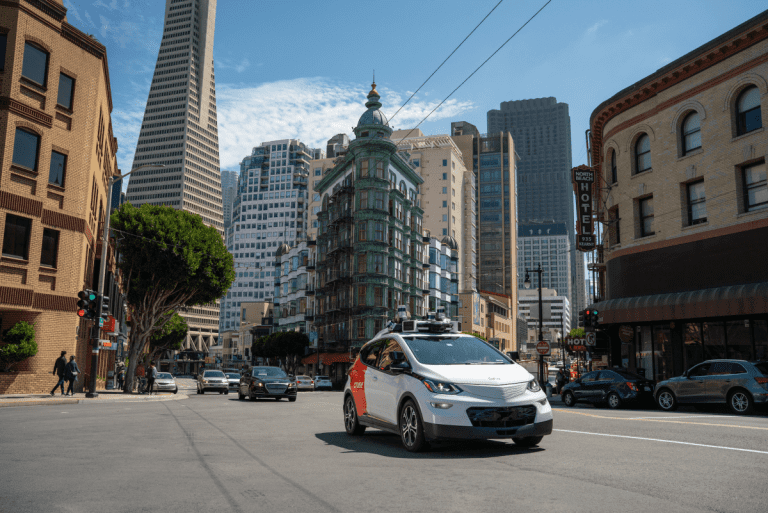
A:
[
  {"xmin": 625, "ymin": 415, "xmax": 738, "ymax": 420},
  {"xmin": 554, "ymin": 429, "xmax": 768, "ymax": 455},
  {"xmin": 555, "ymin": 408, "xmax": 768, "ymax": 430}
]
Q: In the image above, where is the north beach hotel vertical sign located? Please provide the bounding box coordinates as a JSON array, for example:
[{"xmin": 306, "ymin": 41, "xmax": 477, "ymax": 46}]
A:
[{"xmin": 572, "ymin": 165, "xmax": 595, "ymax": 251}]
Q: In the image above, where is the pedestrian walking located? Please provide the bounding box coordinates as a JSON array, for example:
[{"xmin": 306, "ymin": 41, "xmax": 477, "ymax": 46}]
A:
[
  {"xmin": 50, "ymin": 351, "xmax": 68, "ymax": 396},
  {"xmin": 65, "ymin": 356, "xmax": 80, "ymax": 396},
  {"xmin": 555, "ymin": 368, "xmax": 566, "ymax": 395},
  {"xmin": 146, "ymin": 362, "xmax": 158, "ymax": 395},
  {"xmin": 116, "ymin": 365, "xmax": 125, "ymax": 390}
]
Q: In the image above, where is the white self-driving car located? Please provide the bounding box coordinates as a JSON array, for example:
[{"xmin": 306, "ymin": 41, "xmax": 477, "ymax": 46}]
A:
[{"xmin": 343, "ymin": 319, "xmax": 552, "ymax": 452}]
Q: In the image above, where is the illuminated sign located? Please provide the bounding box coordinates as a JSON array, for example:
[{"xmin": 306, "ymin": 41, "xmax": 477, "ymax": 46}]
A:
[{"xmin": 572, "ymin": 165, "xmax": 595, "ymax": 251}]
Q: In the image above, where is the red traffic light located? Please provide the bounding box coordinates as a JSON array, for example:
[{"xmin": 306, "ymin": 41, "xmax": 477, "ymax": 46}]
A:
[{"xmin": 77, "ymin": 309, "xmax": 86, "ymax": 317}]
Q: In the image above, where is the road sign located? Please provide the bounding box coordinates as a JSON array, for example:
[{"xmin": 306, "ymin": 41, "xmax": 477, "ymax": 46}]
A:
[
  {"xmin": 536, "ymin": 341, "xmax": 551, "ymax": 355},
  {"xmin": 586, "ymin": 332, "xmax": 596, "ymax": 347}
]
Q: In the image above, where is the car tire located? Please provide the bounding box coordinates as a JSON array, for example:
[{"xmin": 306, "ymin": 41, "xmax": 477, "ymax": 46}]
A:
[
  {"xmin": 562, "ymin": 391, "xmax": 576, "ymax": 407},
  {"xmin": 607, "ymin": 392, "xmax": 622, "ymax": 410},
  {"xmin": 288, "ymin": 396, "xmax": 296, "ymax": 402},
  {"xmin": 657, "ymin": 389, "xmax": 677, "ymax": 411},
  {"xmin": 173, "ymin": 389, "xmax": 178, "ymax": 395},
  {"xmin": 728, "ymin": 389, "xmax": 754, "ymax": 415},
  {"xmin": 400, "ymin": 400, "xmax": 428, "ymax": 452},
  {"xmin": 238, "ymin": 390, "xmax": 245, "ymax": 400},
  {"xmin": 512, "ymin": 436, "xmax": 544, "ymax": 448},
  {"xmin": 249, "ymin": 390, "xmax": 258, "ymax": 402},
  {"xmin": 343, "ymin": 395, "xmax": 366, "ymax": 436},
  {"xmin": 224, "ymin": 391, "xmax": 229, "ymax": 395}
]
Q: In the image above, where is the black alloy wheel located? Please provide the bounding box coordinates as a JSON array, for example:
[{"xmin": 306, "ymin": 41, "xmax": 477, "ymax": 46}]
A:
[
  {"xmin": 562, "ymin": 391, "xmax": 576, "ymax": 407},
  {"xmin": 400, "ymin": 400, "xmax": 428, "ymax": 452},
  {"xmin": 607, "ymin": 392, "xmax": 622, "ymax": 410},
  {"xmin": 728, "ymin": 389, "xmax": 754, "ymax": 415},
  {"xmin": 512, "ymin": 436, "xmax": 544, "ymax": 448},
  {"xmin": 656, "ymin": 389, "xmax": 677, "ymax": 411},
  {"xmin": 343, "ymin": 395, "xmax": 366, "ymax": 436}
]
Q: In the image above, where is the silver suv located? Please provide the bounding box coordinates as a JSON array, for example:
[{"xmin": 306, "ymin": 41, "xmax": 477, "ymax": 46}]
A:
[{"xmin": 655, "ymin": 360, "xmax": 768, "ymax": 415}]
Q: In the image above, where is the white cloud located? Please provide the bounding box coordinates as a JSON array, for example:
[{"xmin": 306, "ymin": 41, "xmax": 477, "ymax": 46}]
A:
[
  {"xmin": 112, "ymin": 77, "xmax": 474, "ymax": 176},
  {"xmin": 84, "ymin": 11, "xmax": 96, "ymax": 27},
  {"xmin": 94, "ymin": 0, "xmax": 119, "ymax": 10},
  {"xmin": 63, "ymin": 0, "xmax": 85, "ymax": 26},
  {"xmin": 586, "ymin": 19, "xmax": 608, "ymax": 36},
  {"xmin": 217, "ymin": 57, "xmax": 251, "ymax": 74},
  {"xmin": 99, "ymin": 15, "xmax": 110, "ymax": 38}
]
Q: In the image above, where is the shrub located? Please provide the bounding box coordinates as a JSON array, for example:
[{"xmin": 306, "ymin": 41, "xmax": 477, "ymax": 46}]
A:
[{"xmin": 0, "ymin": 321, "xmax": 38, "ymax": 372}]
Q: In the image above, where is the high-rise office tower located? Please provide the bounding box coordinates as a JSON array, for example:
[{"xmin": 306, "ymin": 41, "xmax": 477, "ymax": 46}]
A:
[
  {"xmin": 517, "ymin": 223, "xmax": 572, "ymax": 318},
  {"xmin": 221, "ymin": 170, "xmax": 238, "ymax": 229},
  {"xmin": 487, "ymin": 98, "xmax": 586, "ymax": 321},
  {"xmin": 126, "ymin": 0, "xmax": 222, "ymax": 354},
  {"xmin": 219, "ymin": 139, "xmax": 313, "ymax": 333}
]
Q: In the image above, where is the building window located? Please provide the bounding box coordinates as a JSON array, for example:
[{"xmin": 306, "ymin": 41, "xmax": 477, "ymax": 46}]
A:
[
  {"xmin": 442, "ymin": 214, "xmax": 448, "ymax": 222},
  {"xmin": 12, "ymin": 128, "xmax": 41, "ymax": 171},
  {"xmin": 376, "ymin": 161, "xmax": 385, "ymax": 179},
  {"xmin": 357, "ymin": 319, "xmax": 366, "ymax": 338},
  {"xmin": 443, "ymin": 159, "xmax": 448, "ymax": 166},
  {"xmin": 374, "ymin": 287, "xmax": 383, "ymax": 306},
  {"xmin": 640, "ymin": 196, "xmax": 654, "ymax": 237},
  {"xmin": 686, "ymin": 181, "xmax": 707, "ymax": 225},
  {"xmin": 360, "ymin": 160, "xmax": 369, "ymax": 178},
  {"xmin": 314, "ymin": 168, "xmax": 322, "ymax": 176},
  {"xmin": 635, "ymin": 134, "xmax": 651, "ymax": 174},
  {"xmin": 372, "ymin": 254, "xmax": 385, "ymax": 273},
  {"xmin": 610, "ymin": 150, "xmax": 618, "ymax": 184},
  {"xmin": 359, "ymin": 190, "xmax": 368, "ymax": 209},
  {"xmin": 442, "ymin": 187, "xmax": 447, "ymax": 194},
  {"xmin": 358, "ymin": 285, "xmax": 367, "ymax": 306},
  {"xmin": 682, "ymin": 112, "xmax": 701, "ymax": 155},
  {"xmin": 442, "ymin": 173, "xmax": 447, "ymax": 180},
  {"xmin": 2, "ymin": 214, "xmax": 32, "ymax": 260},
  {"xmin": 48, "ymin": 151, "xmax": 67, "ymax": 187},
  {"xmin": 358, "ymin": 221, "xmax": 367, "ymax": 241},
  {"xmin": 744, "ymin": 162, "xmax": 767, "ymax": 212},
  {"xmin": 358, "ymin": 253, "xmax": 367, "ymax": 274},
  {"xmin": 374, "ymin": 191, "xmax": 385, "ymax": 210},
  {"xmin": 374, "ymin": 222, "xmax": 385, "ymax": 241},
  {"xmin": 442, "ymin": 201, "xmax": 447, "ymax": 208},
  {"xmin": 0, "ymin": 33, "xmax": 6, "ymax": 72},
  {"xmin": 22, "ymin": 42, "xmax": 49, "ymax": 86},
  {"xmin": 40, "ymin": 228, "xmax": 59, "ymax": 268},
  {"xmin": 412, "ymin": 159, "xmax": 420, "ymax": 167},
  {"xmin": 57, "ymin": 73, "xmax": 75, "ymax": 110},
  {"xmin": 736, "ymin": 86, "xmax": 762, "ymax": 136}
]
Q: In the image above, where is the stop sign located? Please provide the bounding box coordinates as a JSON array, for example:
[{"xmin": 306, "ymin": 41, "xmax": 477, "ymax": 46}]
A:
[{"xmin": 536, "ymin": 341, "xmax": 551, "ymax": 355}]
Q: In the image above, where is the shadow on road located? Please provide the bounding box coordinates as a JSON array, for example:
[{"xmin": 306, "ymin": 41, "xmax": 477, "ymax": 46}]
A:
[{"xmin": 315, "ymin": 430, "xmax": 544, "ymax": 459}]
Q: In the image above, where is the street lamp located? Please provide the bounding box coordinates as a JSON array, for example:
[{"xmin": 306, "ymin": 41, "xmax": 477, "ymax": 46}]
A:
[
  {"xmin": 524, "ymin": 263, "xmax": 545, "ymax": 386},
  {"xmin": 86, "ymin": 164, "xmax": 165, "ymax": 397}
]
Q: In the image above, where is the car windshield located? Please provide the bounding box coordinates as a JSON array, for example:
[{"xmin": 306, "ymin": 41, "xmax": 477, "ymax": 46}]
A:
[
  {"xmin": 252, "ymin": 367, "xmax": 287, "ymax": 378},
  {"xmin": 226, "ymin": 373, "xmax": 240, "ymax": 379},
  {"xmin": 402, "ymin": 335, "xmax": 511, "ymax": 365},
  {"xmin": 316, "ymin": 376, "xmax": 329, "ymax": 380},
  {"xmin": 611, "ymin": 370, "xmax": 647, "ymax": 381},
  {"xmin": 203, "ymin": 371, "xmax": 225, "ymax": 378},
  {"xmin": 754, "ymin": 362, "xmax": 768, "ymax": 376},
  {"xmin": 297, "ymin": 376, "xmax": 310, "ymax": 379},
  {"xmin": 157, "ymin": 373, "xmax": 173, "ymax": 379}
]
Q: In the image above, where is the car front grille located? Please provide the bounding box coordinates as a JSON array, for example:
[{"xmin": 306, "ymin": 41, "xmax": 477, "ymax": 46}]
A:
[
  {"xmin": 460, "ymin": 382, "xmax": 528, "ymax": 401},
  {"xmin": 466, "ymin": 405, "xmax": 537, "ymax": 428},
  {"xmin": 266, "ymin": 384, "xmax": 287, "ymax": 394}
]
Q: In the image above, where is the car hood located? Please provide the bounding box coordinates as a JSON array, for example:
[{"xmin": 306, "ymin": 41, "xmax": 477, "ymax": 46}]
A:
[
  {"xmin": 254, "ymin": 377, "xmax": 291, "ymax": 384},
  {"xmin": 417, "ymin": 363, "xmax": 533, "ymax": 386}
]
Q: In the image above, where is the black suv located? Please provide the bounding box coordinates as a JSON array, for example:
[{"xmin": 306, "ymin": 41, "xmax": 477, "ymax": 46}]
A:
[
  {"xmin": 561, "ymin": 369, "xmax": 655, "ymax": 409},
  {"xmin": 238, "ymin": 366, "xmax": 297, "ymax": 402}
]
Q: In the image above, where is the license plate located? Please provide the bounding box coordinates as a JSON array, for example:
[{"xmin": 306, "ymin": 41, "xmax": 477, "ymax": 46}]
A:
[{"xmin": 644, "ymin": 386, "xmax": 651, "ymax": 391}]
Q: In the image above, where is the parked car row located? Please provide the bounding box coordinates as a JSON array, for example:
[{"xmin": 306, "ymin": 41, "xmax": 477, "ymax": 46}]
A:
[{"xmin": 560, "ymin": 359, "xmax": 768, "ymax": 415}]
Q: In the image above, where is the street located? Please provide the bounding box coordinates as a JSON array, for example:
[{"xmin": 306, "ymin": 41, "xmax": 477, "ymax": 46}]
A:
[{"xmin": 2, "ymin": 393, "xmax": 767, "ymax": 513}]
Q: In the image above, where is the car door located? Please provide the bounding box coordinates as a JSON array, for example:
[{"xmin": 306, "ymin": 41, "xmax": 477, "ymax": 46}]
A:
[
  {"xmin": 574, "ymin": 372, "xmax": 599, "ymax": 400},
  {"xmin": 708, "ymin": 362, "xmax": 746, "ymax": 402},
  {"xmin": 361, "ymin": 340, "xmax": 386, "ymax": 418},
  {"xmin": 676, "ymin": 363, "xmax": 710, "ymax": 403},
  {"xmin": 371, "ymin": 339, "xmax": 407, "ymax": 424},
  {"xmin": 594, "ymin": 371, "xmax": 617, "ymax": 402}
]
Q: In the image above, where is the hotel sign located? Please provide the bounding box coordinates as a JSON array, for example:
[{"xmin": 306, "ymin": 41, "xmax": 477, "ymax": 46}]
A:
[{"xmin": 572, "ymin": 165, "xmax": 595, "ymax": 251}]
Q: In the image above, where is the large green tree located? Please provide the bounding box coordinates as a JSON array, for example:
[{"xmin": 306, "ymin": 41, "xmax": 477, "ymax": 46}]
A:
[
  {"xmin": 111, "ymin": 203, "xmax": 234, "ymax": 392},
  {"xmin": 148, "ymin": 312, "xmax": 188, "ymax": 363},
  {"xmin": 0, "ymin": 321, "xmax": 37, "ymax": 372},
  {"xmin": 251, "ymin": 331, "xmax": 309, "ymax": 375}
]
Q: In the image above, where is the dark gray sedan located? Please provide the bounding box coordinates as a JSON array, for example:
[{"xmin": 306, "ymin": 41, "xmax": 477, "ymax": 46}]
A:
[{"xmin": 655, "ymin": 360, "xmax": 768, "ymax": 415}]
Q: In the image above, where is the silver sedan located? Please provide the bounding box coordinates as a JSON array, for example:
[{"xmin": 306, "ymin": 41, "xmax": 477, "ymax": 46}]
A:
[
  {"xmin": 153, "ymin": 373, "xmax": 178, "ymax": 394},
  {"xmin": 295, "ymin": 375, "xmax": 314, "ymax": 391}
]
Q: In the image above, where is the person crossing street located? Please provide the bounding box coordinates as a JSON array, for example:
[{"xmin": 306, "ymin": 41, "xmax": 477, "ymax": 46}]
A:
[
  {"xmin": 65, "ymin": 356, "xmax": 80, "ymax": 396},
  {"xmin": 50, "ymin": 351, "xmax": 67, "ymax": 396}
]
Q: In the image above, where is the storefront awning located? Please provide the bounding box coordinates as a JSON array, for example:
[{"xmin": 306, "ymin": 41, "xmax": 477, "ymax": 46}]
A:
[
  {"xmin": 592, "ymin": 282, "xmax": 768, "ymax": 324},
  {"xmin": 301, "ymin": 353, "xmax": 351, "ymax": 365}
]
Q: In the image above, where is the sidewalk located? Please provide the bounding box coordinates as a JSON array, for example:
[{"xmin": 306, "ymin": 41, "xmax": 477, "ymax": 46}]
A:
[{"xmin": 0, "ymin": 389, "xmax": 189, "ymax": 408}]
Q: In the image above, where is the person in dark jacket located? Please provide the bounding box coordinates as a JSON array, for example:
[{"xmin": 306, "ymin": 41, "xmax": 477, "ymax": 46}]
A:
[
  {"xmin": 50, "ymin": 351, "xmax": 67, "ymax": 396},
  {"xmin": 555, "ymin": 368, "xmax": 566, "ymax": 395},
  {"xmin": 65, "ymin": 356, "xmax": 80, "ymax": 396},
  {"xmin": 146, "ymin": 362, "xmax": 158, "ymax": 395}
]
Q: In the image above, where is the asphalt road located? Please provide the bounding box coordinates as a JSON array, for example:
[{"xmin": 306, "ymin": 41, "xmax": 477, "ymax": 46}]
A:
[{"xmin": 1, "ymin": 392, "xmax": 766, "ymax": 513}]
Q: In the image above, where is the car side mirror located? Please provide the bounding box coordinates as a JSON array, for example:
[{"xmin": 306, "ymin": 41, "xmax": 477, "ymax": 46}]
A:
[{"xmin": 390, "ymin": 361, "xmax": 410, "ymax": 373}]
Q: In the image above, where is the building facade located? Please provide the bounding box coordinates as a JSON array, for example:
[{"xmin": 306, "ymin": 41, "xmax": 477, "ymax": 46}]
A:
[
  {"xmin": 274, "ymin": 241, "xmax": 314, "ymax": 335},
  {"xmin": 0, "ymin": 0, "xmax": 121, "ymax": 393},
  {"xmin": 517, "ymin": 223, "xmax": 572, "ymax": 308},
  {"xmin": 518, "ymin": 288, "xmax": 571, "ymax": 352},
  {"xmin": 458, "ymin": 291, "xmax": 515, "ymax": 352},
  {"xmin": 125, "ymin": 0, "xmax": 223, "ymax": 355},
  {"xmin": 589, "ymin": 10, "xmax": 768, "ymax": 381},
  {"xmin": 313, "ymin": 83, "xmax": 426, "ymax": 379},
  {"xmin": 221, "ymin": 169, "xmax": 238, "ymax": 229}
]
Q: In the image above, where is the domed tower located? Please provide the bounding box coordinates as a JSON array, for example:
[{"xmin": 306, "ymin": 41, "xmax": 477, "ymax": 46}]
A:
[{"xmin": 352, "ymin": 82, "xmax": 394, "ymax": 143}]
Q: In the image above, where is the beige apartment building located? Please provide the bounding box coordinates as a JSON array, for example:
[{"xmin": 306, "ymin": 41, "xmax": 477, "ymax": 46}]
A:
[
  {"xmin": 459, "ymin": 291, "xmax": 516, "ymax": 352},
  {"xmin": 589, "ymin": 10, "xmax": 768, "ymax": 380},
  {"xmin": 392, "ymin": 129, "xmax": 477, "ymax": 292},
  {"xmin": 0, "ymin": 0, "xmax": 120, "ymax": 393}
]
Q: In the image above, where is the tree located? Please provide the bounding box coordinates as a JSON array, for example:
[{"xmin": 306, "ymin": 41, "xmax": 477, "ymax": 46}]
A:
[
  {"xmin": 0, "ymin": 321, "xmax": 38, "ymax": 372},
  {"xmin": 251, "ymin": 331, "xmax": 309, "ymax": 374},
  {"xmin": 462, "ymin": 331, "xmax": 487, "ymax": 341},
  {"xmin": 148, "ymin": 312, "xmax": 188, "ymax": 363},
  {"xmin": 569, "ymin": 328, "xmax": 585, "ymax": 338},
  {"xmin": 111, "ymin": 203, "xmax": 234, "ymax": 392}
]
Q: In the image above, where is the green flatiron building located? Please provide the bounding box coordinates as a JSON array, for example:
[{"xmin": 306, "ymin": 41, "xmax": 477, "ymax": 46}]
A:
[{"xmin": 314, "ymin": 82, "xmax": 427, "ymax": 355}]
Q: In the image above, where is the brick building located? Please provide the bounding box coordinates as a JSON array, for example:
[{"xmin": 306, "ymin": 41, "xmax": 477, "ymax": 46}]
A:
[
  {"xmin": 588, "ymin": 10, "xmax": 768, "ymax": 381},
  {"xmin": 0, "ymin": 0, "xmax": 120, "ymax": 393}
]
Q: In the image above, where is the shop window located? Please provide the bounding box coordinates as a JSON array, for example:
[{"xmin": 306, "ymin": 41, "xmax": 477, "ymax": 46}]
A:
[
  {"xmin": 702, "ymin": 322, "xmax": 726, "ymax": 360},
  {"xmin": 683, "ymin": 323, "xmax": 704, "ymax": 371},
  {"xmin": 726, "ymin": 320, "xmax": 752, "ymax": 360},
  {"xmin": 12, "ymin": 128, "xmax": 41, "ymax": 171},
  {"xmin": 681, "ymin": 112, "xmax": 701, "ymax": 155},
  {"xmin": 755, "ymin": 320, "xmax": 768, "ymax": 360},
  {"xmin": 736, "ymin": 86, "xmax": 762, "ymax": 136},
  {"xmin": 2, "ymin": 214, "xmax": 32, "ymax": 260},
  {"xmin": 22, "ymin": 42, "xmax": 49, "ymax": 87},
  {"xmin": 40, "ymin": 228, "xmax": 59, "ymax": 268},
  {"xmin": 57, "ymin": 73, "xmax": 75, "ymax": 110},
  {"xmin": 653, "ymin": 325, "xmax": 673, "ymax": 383},
  {"xmin": 636, "ymin": 326, "xmax": 652, "ymax": 379}
]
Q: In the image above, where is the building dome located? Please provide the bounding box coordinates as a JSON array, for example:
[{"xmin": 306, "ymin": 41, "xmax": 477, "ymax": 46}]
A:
[
  {"xmin": 276, "ymin": 243, "xmax": 291, "ymax": 257},
  {"xmin": 441, "ymin": 235, "xmax": 458, "ymax": 250},
  {"xmin": 356, "ymin": 82, "xmax": 389, "ymax": 128}
]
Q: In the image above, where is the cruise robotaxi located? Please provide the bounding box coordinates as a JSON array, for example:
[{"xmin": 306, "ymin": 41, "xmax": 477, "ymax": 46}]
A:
[{"xmin": 343, "ymin": 313, "xmax": 553, "ymax": 452}]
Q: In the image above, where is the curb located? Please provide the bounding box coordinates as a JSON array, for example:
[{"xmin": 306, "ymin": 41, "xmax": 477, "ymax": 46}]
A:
[{"xmin": 0, "ymin": 393, "xmax": 188, "ymax": 408}]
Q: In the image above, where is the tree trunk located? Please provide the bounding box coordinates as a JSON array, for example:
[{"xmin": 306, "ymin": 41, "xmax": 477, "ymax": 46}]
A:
[{"xmin": 122, "ymin": 331, "xmax": 149, "ymax": 393}]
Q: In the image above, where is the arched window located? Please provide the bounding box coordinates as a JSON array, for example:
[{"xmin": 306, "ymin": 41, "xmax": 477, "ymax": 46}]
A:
[
  {"xmin": 682, "ymin": 112, "xmax": 702, "ymax": 155},
  {"xmin": 610, "ymin": 150, "xmax": 617, "ymax": 184},
  {"xmin": 635, "ymin": 134, "xmax": 651, "ymax": 174},
  {"xmin": 737, "ymin": 86, "xmax": 762, "ymax": 136},
  {"xmin": 399, "ymin": 180, "xmax": 406, "ymax": 195}
]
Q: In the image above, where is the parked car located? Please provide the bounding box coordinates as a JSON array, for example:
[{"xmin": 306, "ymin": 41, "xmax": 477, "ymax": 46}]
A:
[
  {"xmin": 314, "ymin": 375, "xmax": 333, "ymax": 391},
  {"xmin": 561, "ymin": 369, "xmax": 655, "ymax": 409},
  {"xmin": 197, "ymin": 370, "xmax": 229, "ymax": 395},
  {"xmin": 153, "ymin": 372, "xmax": 178, "ymax": 394},
  {"xmin": 225, "ymin": 373, "xmax": 240, "ymax": 391},
  {"xmin": 238, "ymin": 366, "xmax": 297, "ymax": 401},
  {"xmin": 655, "ymin": 360, "xmax": 768, "ymax": 415},
  {"xmin": 295, "ymin": 375, "xmax": 314, "ymax": 391}
]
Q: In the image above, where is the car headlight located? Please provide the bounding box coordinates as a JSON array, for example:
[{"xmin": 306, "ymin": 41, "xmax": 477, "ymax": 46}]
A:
[
  {"xmin": 422, "ymin": 379, "xmax": 462, "ymax": 395},
  {"xmin": 288, "ymin": 382, "xmax": 296, "ymax": 388},
  {"xmin": 256, "ymin": 382, "xmax": 264, "ymax": 387},
  {"xmin": 527, "ymin": 379, "xmax": 541, "ymax": 393},
  {"xmin": 203, "ymin": 379, "xmax": 209, "ymax": 384}
]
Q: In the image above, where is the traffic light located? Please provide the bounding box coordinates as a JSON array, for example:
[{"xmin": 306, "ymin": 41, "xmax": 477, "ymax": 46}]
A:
[
  {"xmin": 584, "ymin": 309, "xmax": 592, "ymax": 329},
  {"xmin": 77, "ymin": 290, "xmax": 98, "ymax": 319},
  {"xmin": 100, "ymin": 295, "xmax": 110, "ymax": 316},
  {"xmin": 590, "ymin": 309, "xmax": 599, "ymax": 327},
  {"xmin": 578, "ymin": 309, "xmax": 585, "ymax": 328}
]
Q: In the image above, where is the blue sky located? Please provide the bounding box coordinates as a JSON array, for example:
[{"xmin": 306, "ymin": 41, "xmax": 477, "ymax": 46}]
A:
[{"xmin": 62, "ymin": 0, "xmax": 767, "ymax": 177}]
